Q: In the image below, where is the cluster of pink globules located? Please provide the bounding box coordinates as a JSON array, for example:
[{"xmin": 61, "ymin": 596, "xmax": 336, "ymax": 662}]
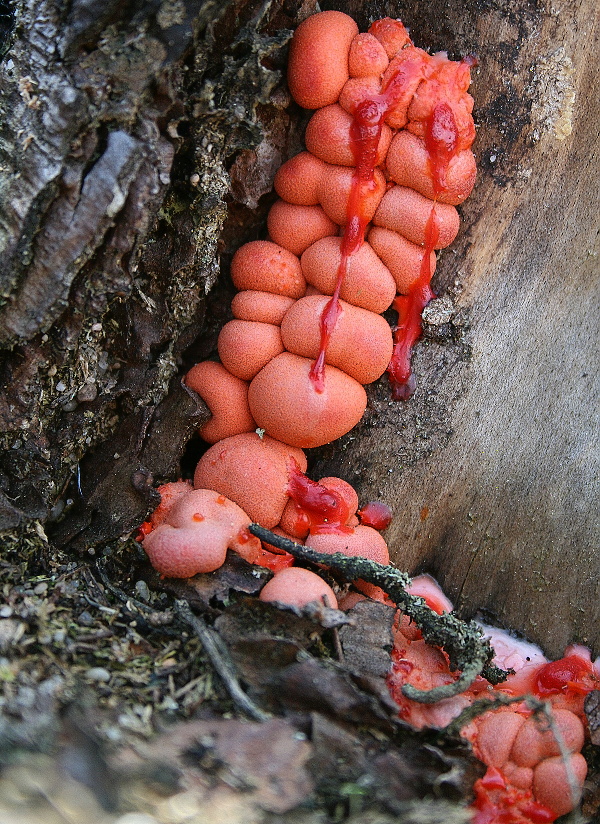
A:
[
  {"xmin": 388, "ymin": 576, "xmax": 598, "ymax": 821},
  {"xmin": 139, "ymin": 12, "xmax": 597, "ymax": 821}
]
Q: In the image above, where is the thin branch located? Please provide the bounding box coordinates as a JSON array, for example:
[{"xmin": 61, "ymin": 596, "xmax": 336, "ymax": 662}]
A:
[
  {"xmin": 402, "ymin": 659, "xmax": 487, "ymax": 704},
  {"xmin": 94, "ymin": 559, "xmax": 174, "ymax": 626},
  {"xmin": 249, "ymin": 524, "xmax": 509, "ymax": 705},
  {"xmin": 174, "ymin": 599, "xmax": 270, "ymax": 722}
]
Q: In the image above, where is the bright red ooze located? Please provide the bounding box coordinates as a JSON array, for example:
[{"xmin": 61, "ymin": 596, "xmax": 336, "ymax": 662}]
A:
[
  {"xmin": 309, "ymin": 98, "xmax": 386, "ymax": 392},
  {"xmin": 358, "ymin": 500, "xmax": 393, "ymax": 530},
  {"xmin": 425, "ymin": 101, "xmax": 460, "ymax": 195},
  {"xmin": 286, "ymin": 459, "xmax": 353, "ymax": 534},
  {"xmin": 536, "ymin": 654, "xmax": 596, "ymax": 696},
  {"xmin": 387, "ymin": 100, "xmax": 460, "ymax": 399},
  {"xmin": 309, "ymin": 29, "xmax": 472, "ymax": 400},
  {"xmin": 388, "ymin": 206, "xmax": 438, "ymax": 399}
]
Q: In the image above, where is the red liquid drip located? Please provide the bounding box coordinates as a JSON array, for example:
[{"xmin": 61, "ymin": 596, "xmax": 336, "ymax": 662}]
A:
[
  {"xmin": 310, "ymin": 56, "xmax": 426, "ymax": 392},
  {"xmin": 358, "ymin": 500, "xmax": 393, "ymax": 530},
  {"xmin": 536, "ymin": 654, "xmax": 595, "ymax": 696},
  {"xmin": 286, "ymin": 459, "xmax": 352, "ymax": 534},
  {"xmin": 309, "ymin": 42, "xmax": 469, "ymax": 400},
  {"xmin": 388, "ymin": 101, "xmax": 460, "ymax": 398},
  {"xmin": 254, "ymin": 546, "xmax": 295, "ymax": 573},
  {"xmin": 309, "ymin": 268, "xmax": 346, "ymax": 392},
  {"xmin": 424, "ymin": 101, "xmax": 459, "ymax": 196},
  {"xmin": 387, "ymin": 207, "xmax": 438, "ymax": 399},
  {"xmin": 309, "ymin": 99, "xmax": 387, "ymax": 391}
]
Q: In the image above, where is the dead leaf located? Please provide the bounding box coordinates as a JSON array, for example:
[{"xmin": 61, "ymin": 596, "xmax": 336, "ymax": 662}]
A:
[
  {"xmin": 268, "ymin": 658, "xmax": 396, "ymax": 727},
  {"xmin": 339, "ymin": 600, "xmax": 395, "ymax": 678},
  {"xmin": 132, "ymin": 717, "xmax": 313, "ymax": 814},
  {"xmin": 308, "ymin": 713, "xmax": 480, "ymax": 816},
  {"xmin": 148, "ymin": 554, "xmax": 272, "ymax": 613}
]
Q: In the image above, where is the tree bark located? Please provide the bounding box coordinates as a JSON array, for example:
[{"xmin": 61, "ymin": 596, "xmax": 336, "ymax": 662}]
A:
[
  {"xmin": 0, "ymin": 0, "xmax": 598, "ymax": 657},
  {"xmin": 0, "ymin": 0, "xmax": 293, "ymax": 541}
]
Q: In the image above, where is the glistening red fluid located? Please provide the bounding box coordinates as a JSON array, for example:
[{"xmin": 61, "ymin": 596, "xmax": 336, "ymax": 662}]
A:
[
  {"xmin": 536, "ymin": 654, "xmax": 595, "ymax": 696},
  {"xmin": 309, "ymin": 97, "xmax": 386, "ymax": 391},
  {"xmin": 424, "ymin": 101, "xmax": 459, "ymax": 196},
  {"xmin": 286, "ymin": 458, "xmax": 352, "ymax": 534},
  {"xmin": 387, "ymin": 205, "xmax": 438, "ymax": 399},
  {"xmin": 387, "ymin": 101, "xmax": 461, "ymax": 398},
  {"xmin": 310, "ymin": 44, "xmax": 465, "ymax": 400},
  {"xmin": 310, "ymin": 54, "xmax": 426, "ymax": 392},
  {"xmin": 358, "ymin": 500, "xmax": 393, "ymax": 530}
]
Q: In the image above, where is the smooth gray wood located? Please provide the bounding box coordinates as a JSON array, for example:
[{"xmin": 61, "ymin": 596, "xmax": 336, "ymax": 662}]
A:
[{"xmin": 315, "ymin": 0, "xmax": 600, "ymax": 657}]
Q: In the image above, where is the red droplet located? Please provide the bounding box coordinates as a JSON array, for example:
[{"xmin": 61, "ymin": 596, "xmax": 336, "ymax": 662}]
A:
[
  {"xmin": 255, "ymin": 547, "xmax": 295, "ymax": 572},
  {"xmin": 136, "ymin": 520, "xmax": 153, "ymax": 541},
  {"xmin": 480, "ymin": 767, "xmax": 506, "ymax": 791},
  {"xmin": 358, "ymin": 501, "xmax": 393, "ymax": 530},
  {"xmin": 536, "ymin": 654, "xmax": 594, "ymax": 696},
  {"xmin": 286, "ymin": 458, "xmax": 352, "ymax": 535}
]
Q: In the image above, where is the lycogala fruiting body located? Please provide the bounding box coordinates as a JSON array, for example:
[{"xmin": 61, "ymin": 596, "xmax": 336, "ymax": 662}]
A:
[
  {"xmin": 188, "ymin": 11, "xmax": 478, "ymax": 449},
  {"xmin": 138, "ymin": 13, "xmax": 596, "ymax": 821},
  {"xmin": 387, "ymin": 577, "xmax": 599, "ymax": 822}
]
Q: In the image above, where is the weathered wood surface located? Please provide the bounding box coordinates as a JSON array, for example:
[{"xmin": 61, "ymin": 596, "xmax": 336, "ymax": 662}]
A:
[
  {"xmin": 0, "ymin": 0, "xmax": 597, "ymax": 657},
  {"xmin": 314, "ymin": 0, "xmax": 600, "ymax": 657}
]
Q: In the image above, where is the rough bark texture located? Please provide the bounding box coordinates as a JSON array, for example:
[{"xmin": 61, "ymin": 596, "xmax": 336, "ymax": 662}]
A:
[
  {"xmin": 0, "ymin": 0, "xmax": 598, "ymax": 657},
  {"xmin": 0, "ymin": 0, "xmax": 294, "ymax": 543}
]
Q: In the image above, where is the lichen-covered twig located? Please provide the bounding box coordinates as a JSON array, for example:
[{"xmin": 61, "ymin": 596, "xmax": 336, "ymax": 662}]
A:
[
  {"xmin": 174, "ymin": 599, "xmax": 270, "ymax": 722},
  {"xmin": 249, "ymin": 525, "xmax": 508, "ymax": 703},
  {"xmin": 402, "ymin": 662, "xmax": 487, "ymax": 704}
]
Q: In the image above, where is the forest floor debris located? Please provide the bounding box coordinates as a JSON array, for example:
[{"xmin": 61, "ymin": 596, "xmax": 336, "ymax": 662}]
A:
[{"xmin": 1, "ymin": 525, "xmax": 599, "ymax": 823}]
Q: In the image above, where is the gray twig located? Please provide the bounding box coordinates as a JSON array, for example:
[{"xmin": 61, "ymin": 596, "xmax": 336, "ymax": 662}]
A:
[
  {"xmin": 174, "ymin": 599, "xmax": 270, "ymax": 722},
  {"xmin": 94, "ymin": 559, "xmax": 174, "ymax": 625},
  {"xmin": 248, "ymin": 525, "xmax": 509, "ymax": 703}
]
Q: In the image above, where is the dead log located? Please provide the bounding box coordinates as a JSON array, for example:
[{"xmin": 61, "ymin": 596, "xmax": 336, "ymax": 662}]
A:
[
  {"xmin": 313, "ymin": 0, "xmax": 600, "ymax": 657},
  {"xmin": 0, "ymin": 0, "xmax": 598, "ymax": 658}
]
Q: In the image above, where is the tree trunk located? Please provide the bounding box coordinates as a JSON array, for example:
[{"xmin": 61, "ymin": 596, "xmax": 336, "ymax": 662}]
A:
[
  {"xmin": 0, "ymin": 0, "xmax": 598, "ymax": 658},
  {"xmin": 314, "ymin": 0, "xmax": 600, "ymax": 658},
  {"xmin": 0, "ymin": 0, "xmax": 292, "ymax": 538}
]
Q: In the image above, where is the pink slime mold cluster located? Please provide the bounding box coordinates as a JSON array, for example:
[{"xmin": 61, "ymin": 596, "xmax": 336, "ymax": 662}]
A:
[
  {"xmin": 138, "ymin": 12, "xmax": 598, "ymax": 821},
  {"xmin": 389, "ymin": 576, "xmax": 599, "ymax": 822}
]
